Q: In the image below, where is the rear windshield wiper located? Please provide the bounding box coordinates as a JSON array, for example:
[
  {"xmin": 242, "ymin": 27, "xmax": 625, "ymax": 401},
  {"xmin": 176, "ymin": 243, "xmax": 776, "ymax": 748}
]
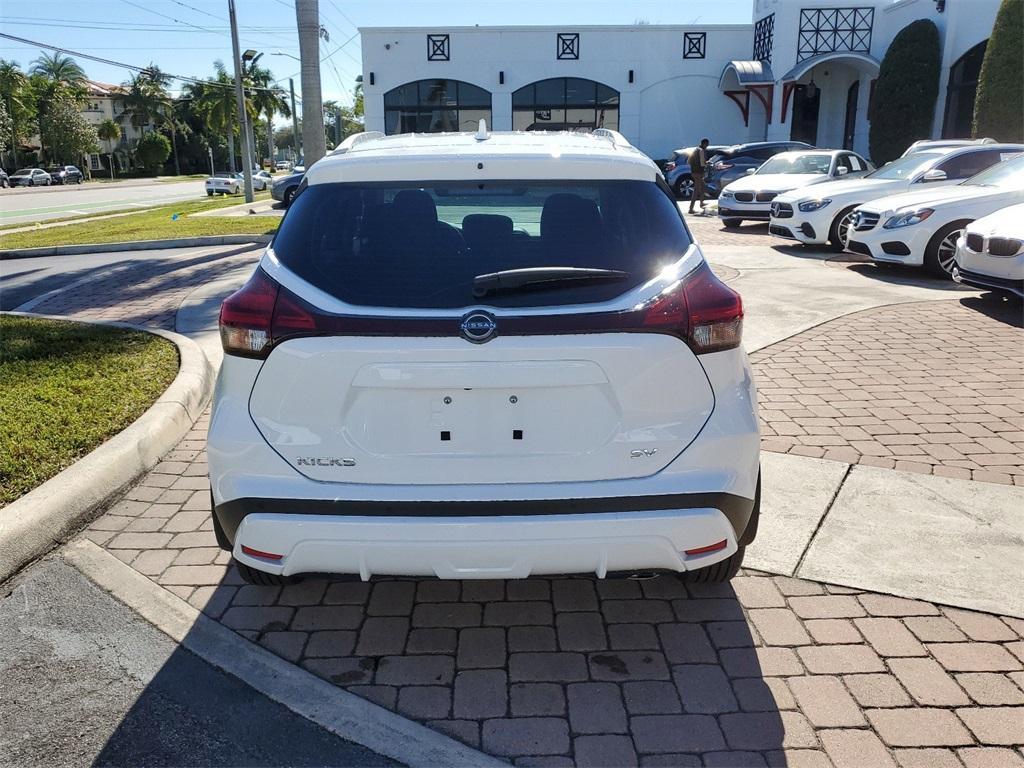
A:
[{"xmin": 472, "ymin": 267, "xmax": 629, "ymax": 298}]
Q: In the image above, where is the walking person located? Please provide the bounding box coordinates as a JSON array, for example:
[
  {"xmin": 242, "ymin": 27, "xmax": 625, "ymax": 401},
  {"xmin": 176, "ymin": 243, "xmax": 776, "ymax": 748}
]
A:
[{"xmin": 688, "ymin": 138, "xmax": 710, "ymax": 215}]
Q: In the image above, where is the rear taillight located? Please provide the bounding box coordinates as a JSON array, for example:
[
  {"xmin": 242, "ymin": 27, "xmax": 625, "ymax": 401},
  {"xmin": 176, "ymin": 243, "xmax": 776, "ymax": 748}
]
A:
[
  {"xmin": 219, "ymin": 268, "xmax": 317, "ymax": 358},
  {"xmin": 642, "ymin": 262, "xmax": 743, "ymax": 354}
]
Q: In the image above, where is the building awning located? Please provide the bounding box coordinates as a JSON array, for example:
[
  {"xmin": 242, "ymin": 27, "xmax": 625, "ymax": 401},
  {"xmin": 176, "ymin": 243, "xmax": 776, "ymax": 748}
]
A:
[
  {"xmin": 780, "ymin": 52, "xmax": 880, "ymax": 82},
  {"xmin": 718, "ymin": 60, "xmax": 775, "ymax": 89}
]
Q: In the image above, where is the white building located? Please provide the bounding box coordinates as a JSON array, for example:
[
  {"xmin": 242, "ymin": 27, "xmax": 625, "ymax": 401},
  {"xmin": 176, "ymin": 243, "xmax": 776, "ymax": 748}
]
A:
[
  {"xmin": 360, "ymin": 0, "xmax": 998, "ymax": 161},
  {"xmin": 81, "ymin": 80, "xmax": 152, "ymax": 172}
]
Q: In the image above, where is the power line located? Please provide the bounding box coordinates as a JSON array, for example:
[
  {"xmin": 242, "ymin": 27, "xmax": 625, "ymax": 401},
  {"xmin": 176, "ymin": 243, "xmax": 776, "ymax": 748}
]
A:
[
  {"xmin": 0, "ymin": 31, "xmax": 288, "ymax": 93},
  {"xmin": 168, "ymin": 0, "xmax": 228, "ymax": 23},
  {"xmin": 119, "ymin": 0, "xmax": 219, "ymax": 35}
]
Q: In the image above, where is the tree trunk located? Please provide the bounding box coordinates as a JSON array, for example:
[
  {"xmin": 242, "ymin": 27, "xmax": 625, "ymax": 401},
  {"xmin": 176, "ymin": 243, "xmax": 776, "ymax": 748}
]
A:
[
  {"xmin": 295, "ymin": 0, "xmax": 326, "ymax": 166},
  {"xmin": 171, "ymin": 125, "xmax": 181, "ymax": 176},
  {"xmin": 267, "ymin": 112, "xmax": 275, "ymax": 166}
]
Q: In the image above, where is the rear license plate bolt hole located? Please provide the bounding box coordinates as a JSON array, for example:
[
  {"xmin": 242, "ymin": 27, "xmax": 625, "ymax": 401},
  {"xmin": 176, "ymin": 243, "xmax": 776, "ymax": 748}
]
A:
[
  {"xmin": 443, "ymin": 396, "xmax": 452, "ymax": 405},
  {"xmin": 513, "ymin": 430, "xmax": 523, "ymax": 440},
  {"xmin": 509, "ymin": 395, "xmax": 518, "ymax": 404},
  {"xmin": 441, "ymin": 431, "xmax": 451, "ymax": 441}
]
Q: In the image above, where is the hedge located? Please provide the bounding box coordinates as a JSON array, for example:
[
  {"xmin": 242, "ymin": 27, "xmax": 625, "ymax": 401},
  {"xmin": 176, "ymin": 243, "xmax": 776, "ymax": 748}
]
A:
[
  {"xmin": 869, "ymin": 19, "xmax": 941, "ymax": 164},
  {"xmin": 973, "ymin": 0, "xmax": 1024, "ymax": 142}
]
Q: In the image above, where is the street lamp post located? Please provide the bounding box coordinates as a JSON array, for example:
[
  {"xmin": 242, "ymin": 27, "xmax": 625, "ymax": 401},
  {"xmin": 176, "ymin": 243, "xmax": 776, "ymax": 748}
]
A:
[
  {"xmin": 227, "ymin": 0, "xmax": 255, "ymax": 202},
  {"xmin": 270, "ymin": 53, "xmax": 304, "ymax": 166}
]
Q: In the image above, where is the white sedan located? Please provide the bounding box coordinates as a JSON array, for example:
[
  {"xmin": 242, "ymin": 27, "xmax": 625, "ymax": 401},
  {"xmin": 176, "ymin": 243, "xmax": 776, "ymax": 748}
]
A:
[
  {"xmin": 770, "ymin": 143, "xmax": 1023, "ymax": 249},
  {"xmin": 953, "ymin": 203, "xmax": 1024, "ymax": 298},
  {"xmin": 717, "ymin": 149, "xmax": 871, "ymax": 227},
  {"xmin": 846, "ymin": 153, "xmax": 1024, "ymax": 277},
  {"xmin": 206, "ymin": 171, "xmax": 271, "ymax": 196},
  {"xmin": 206, "ymin": 172, "xmax": 242, "ymax": 195}
]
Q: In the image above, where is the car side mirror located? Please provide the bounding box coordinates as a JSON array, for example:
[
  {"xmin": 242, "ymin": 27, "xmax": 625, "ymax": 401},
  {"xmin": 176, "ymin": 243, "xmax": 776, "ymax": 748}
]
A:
[
  {"xmin": 836, "ymin": 166, "xmax": 849, "ymax": 176},
  {"xmin": 921, "ymin": 168, "xmax": 947, "ymax": 182},
  {"xmin": 746, "ymin": 167, "xmax": 756, "ymax": 175}
]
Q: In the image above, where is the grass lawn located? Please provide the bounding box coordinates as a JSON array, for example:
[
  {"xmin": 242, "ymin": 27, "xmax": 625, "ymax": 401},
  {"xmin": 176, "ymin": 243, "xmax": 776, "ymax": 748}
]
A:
[
  {"xmin": 0, "ymin": 194, "xmax": 279, "ymax": 249},
  {"xmin": 0, "ymin": 315, "xmax": 180, "ymax": 506}
]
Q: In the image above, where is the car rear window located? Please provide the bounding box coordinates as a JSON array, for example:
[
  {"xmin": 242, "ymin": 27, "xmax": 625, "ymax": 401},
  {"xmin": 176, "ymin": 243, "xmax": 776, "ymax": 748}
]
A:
[{"xmin": 271, "ymin": 180, "xmax": 692, "ymax": 309}]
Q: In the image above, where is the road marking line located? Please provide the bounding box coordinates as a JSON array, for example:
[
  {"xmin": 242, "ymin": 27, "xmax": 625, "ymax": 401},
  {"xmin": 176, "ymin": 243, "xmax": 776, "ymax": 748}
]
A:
[{"xmin": 64, "ymin": 539, "xmax": 507, "ymax": 768}]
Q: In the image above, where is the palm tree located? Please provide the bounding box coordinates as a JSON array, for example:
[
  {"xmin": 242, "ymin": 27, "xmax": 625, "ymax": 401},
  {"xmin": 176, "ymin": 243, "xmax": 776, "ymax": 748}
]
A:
[
  {"xmin": 0, "ymin": 60, "xmax": 30, "ymax": 167},
  {"xmin": 97, "ymin": 118, "xmax": 120, "ymax": 178},
  {"xmin": 244, "ymin": 62, "xmax": 290, "ymax": 166},
  {"xmin": 295, "ymin": 0, "xmax": 326, "ymax": 165},
  {"xmin": 185, "ymin": 62, "xmax": 239, "ymax": 171},
  {"xmin": 30, "ymin": 52, "xmax": 86, "ymax": 90},
  {"xmin": 121, "ymin": 65, "xmax": 188, "ymax": 174}
]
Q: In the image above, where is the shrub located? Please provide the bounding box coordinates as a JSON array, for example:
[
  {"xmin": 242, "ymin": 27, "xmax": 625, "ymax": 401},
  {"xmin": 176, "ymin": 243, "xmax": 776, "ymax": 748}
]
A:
[
  {"xmin": 135, "ymin": 131, "xmax": 171, "ymax": 173},
  {"xmin": 869, "ymin": 19, "xmax": 941, "ymax": 164},
  {"xmin": 973, "ymin": 0, "xmax": 1023, "ymax": 142}
]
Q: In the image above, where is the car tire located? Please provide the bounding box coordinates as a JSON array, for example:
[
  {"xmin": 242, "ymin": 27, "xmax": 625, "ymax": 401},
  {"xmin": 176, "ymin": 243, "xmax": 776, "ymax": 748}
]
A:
[
  {"xmin": 722, "ymin": 218, "xmax": 742, "ymax": 228},
  {"xmin": 828, "ymin": 206, "xmax": 859, "ymax": 251},
  {"xmin": 674, "ymin": 174, "xmax": 694, "ymax": 200},
  {"xmin": 924, "ymin": 221, "xmax": 970, "ymax": 278},
  {"xmin": 283, "ymin": 186, "xmax": 296, "ymax": 206},
  {"xmin": 682, "ymin": 546, "xmax": 746, "ymax": 583},
  {"xmin": 28, "ymin": 179, "xmax": 34, "ymax": 187},
  {"xmin": 234, "ymin": 559, "xmax": 297, "ymax": 586},
  {"xmin": 207, "ymin": 191, "xmax": 214, "ymax": 197}
]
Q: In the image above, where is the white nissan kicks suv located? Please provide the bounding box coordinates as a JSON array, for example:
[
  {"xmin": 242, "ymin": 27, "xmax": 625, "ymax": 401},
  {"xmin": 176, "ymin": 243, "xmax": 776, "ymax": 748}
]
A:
[{"xmin": 208, "ymin": 128, "xmax": 761, "ymax": 586}]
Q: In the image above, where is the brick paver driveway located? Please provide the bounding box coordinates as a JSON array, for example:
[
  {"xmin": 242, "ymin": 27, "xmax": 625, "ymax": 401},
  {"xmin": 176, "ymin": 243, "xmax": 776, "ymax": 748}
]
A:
[
  {"xmin": 86, "ymin": 440, "xmax": 1024, "ymax": 767},
  {"xmin": 752, "ymin": 299, "xmax": 1024, "ymax": 485}
]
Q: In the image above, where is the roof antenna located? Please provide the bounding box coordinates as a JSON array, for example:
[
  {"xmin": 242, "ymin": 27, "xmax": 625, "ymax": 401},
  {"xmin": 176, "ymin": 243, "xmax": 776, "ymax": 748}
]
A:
[{"xmin": 475, "ymin": 118, "xmax": 490, "ymax": 141}]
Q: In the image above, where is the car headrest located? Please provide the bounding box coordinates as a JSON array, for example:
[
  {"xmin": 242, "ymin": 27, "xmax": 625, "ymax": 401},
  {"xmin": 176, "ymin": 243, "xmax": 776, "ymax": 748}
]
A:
[
  {"xmin": 462, "ymin": 214, "xmax": 514, "ymax": 246},
  {"xmin": 392, "ymin": 189, "xmax": 438, "ymax": 229},
  {"xmin": 540, "ymin": 193, "xmax": 602, "ymax": 240}
]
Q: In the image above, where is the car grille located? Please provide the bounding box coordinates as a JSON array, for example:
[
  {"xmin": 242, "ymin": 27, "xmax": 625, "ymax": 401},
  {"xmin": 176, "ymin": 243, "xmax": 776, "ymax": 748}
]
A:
[
  {"xmin": 852, "ymin": 211, "xmax": 880, "ymax": 231},
  {"xmin": 964, "ymin": 233, "xmax": 984, "ymax": 252},
  {"xmin": 988, "ymin": 237, "xmax": 1023, "ymax": 257},
  {"xmin": 771, "ymin": 202, "xmax": 793, "ymax": 219},
  {"xmin": 755, "ymin": 192, "xmax": 777, "ymax": 203},
  {"xmin": 734, "ymin": 192, "xmax": 754, "ymax": 203}
]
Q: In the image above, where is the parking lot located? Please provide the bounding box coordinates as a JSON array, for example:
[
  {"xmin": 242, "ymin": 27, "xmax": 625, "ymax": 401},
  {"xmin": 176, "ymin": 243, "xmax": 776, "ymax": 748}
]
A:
[{"xmin": 6, "ymin": 211, "xmax": 1021, "ymax": 767}]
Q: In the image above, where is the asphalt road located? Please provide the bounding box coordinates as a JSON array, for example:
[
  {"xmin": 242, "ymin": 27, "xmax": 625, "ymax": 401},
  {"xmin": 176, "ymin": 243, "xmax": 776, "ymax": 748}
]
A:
[
  {"xmin": 0, "ymin": 556, "xmax": 395, "ymax": 768},
  {"xmin": 0, "ymin": 179, "xmax": 207, "ymax": 226},
  {"xmin": 0, "ymin": 244, "xmax": 248, "ymax": 311}
]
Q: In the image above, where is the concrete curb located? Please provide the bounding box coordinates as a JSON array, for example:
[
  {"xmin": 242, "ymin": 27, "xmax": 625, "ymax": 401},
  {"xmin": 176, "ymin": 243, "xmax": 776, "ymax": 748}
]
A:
[
  {"xmin": 64, "ymin": 539, "xmax": 509, "ymax": 767},
  {"xmin": 0, "ymin": 312, "xmax": 215, "ymax": 583},
  {"xmin": 0, "ymin": 234, "xmax": 272, "ymax": 260}
]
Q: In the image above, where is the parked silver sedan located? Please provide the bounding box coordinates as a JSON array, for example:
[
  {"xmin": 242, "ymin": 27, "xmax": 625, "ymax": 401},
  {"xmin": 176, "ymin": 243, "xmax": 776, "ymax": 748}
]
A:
[{"xmin": 10, "ymin": 168, "xmax": 52, "ymax": 186}]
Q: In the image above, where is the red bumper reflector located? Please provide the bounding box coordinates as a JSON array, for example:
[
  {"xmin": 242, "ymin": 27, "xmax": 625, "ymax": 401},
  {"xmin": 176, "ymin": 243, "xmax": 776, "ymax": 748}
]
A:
[
  {"xmin": 684, "ymin": 539, "xmax": 728, "ymax": 556},
  {"xmin": 241, "ymin": 545, "xmax": 284, "ymax": 561}
]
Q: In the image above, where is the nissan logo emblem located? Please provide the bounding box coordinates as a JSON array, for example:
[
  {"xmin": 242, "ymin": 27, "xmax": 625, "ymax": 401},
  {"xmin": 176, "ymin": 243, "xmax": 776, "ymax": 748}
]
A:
[{"xmin": 459, "ymin": 311, "xmax": 497, "ymax": 343}]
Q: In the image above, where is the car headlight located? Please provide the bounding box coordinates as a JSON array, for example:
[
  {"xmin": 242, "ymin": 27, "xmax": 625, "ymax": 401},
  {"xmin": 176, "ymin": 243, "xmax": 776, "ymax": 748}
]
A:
[
  {"xmin": 798, "ymin": 199, "xmax": 832, "ymax": 212},
  {"xmin": 883, "ymin": 208, "xmax": 934, "ymax": 229},
  {"xmin": 720, "ymin": 190, "xmax": 735, "ymax": 198}
]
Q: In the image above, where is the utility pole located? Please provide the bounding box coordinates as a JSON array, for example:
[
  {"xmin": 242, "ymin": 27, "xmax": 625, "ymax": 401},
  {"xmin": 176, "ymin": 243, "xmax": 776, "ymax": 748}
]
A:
[
  {"xmin": 295, "ymin": 0, "xmax": 326, "ymax": 166},
  {"xmin": 228, "ymin": 0, "xmax": 255, "ymax": 202},
  {"xmin": 289, "ymin": 78, "xmax": 301, "ymax": 163}
]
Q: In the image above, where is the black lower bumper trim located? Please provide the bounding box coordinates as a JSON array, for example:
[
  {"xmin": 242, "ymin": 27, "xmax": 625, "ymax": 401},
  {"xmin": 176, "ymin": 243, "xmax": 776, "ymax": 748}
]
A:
[
  {"xmin": 214, "ymin": 490, "xmax": 759, "ymax": 548},
  {"xmin": 719, "ymin": 208, "xmax": 769, "ymax": 220},
  {"xmin": 953, "ymin": 266, "xmax": 1024, "ymax": 298}
]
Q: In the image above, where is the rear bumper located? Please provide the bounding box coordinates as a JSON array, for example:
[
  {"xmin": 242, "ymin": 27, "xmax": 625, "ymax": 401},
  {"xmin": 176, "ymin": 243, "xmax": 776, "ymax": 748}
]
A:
[{"xmin": 228, "ymin": 507, "xmax": 746, "ymax": 580}]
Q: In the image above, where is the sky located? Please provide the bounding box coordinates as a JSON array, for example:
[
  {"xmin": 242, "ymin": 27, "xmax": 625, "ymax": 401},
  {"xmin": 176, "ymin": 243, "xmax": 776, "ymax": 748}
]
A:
[{"xmin": 0, "ymin": 0, "xmax": 754, "ymax": 110}]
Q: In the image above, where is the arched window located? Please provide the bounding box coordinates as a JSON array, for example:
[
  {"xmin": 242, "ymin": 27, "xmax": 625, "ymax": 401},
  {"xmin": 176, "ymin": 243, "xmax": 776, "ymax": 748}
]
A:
[
  {"xmin": 942, "ymin": 41, "xmax": 987, "ymax": 139},
  {"xmin": 384, "ymin": 79, "xmax": 492, "ymax": 135},
  {"xmin": 512, "ymin": 78, "xmax": 619, "ymax": 132}
]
